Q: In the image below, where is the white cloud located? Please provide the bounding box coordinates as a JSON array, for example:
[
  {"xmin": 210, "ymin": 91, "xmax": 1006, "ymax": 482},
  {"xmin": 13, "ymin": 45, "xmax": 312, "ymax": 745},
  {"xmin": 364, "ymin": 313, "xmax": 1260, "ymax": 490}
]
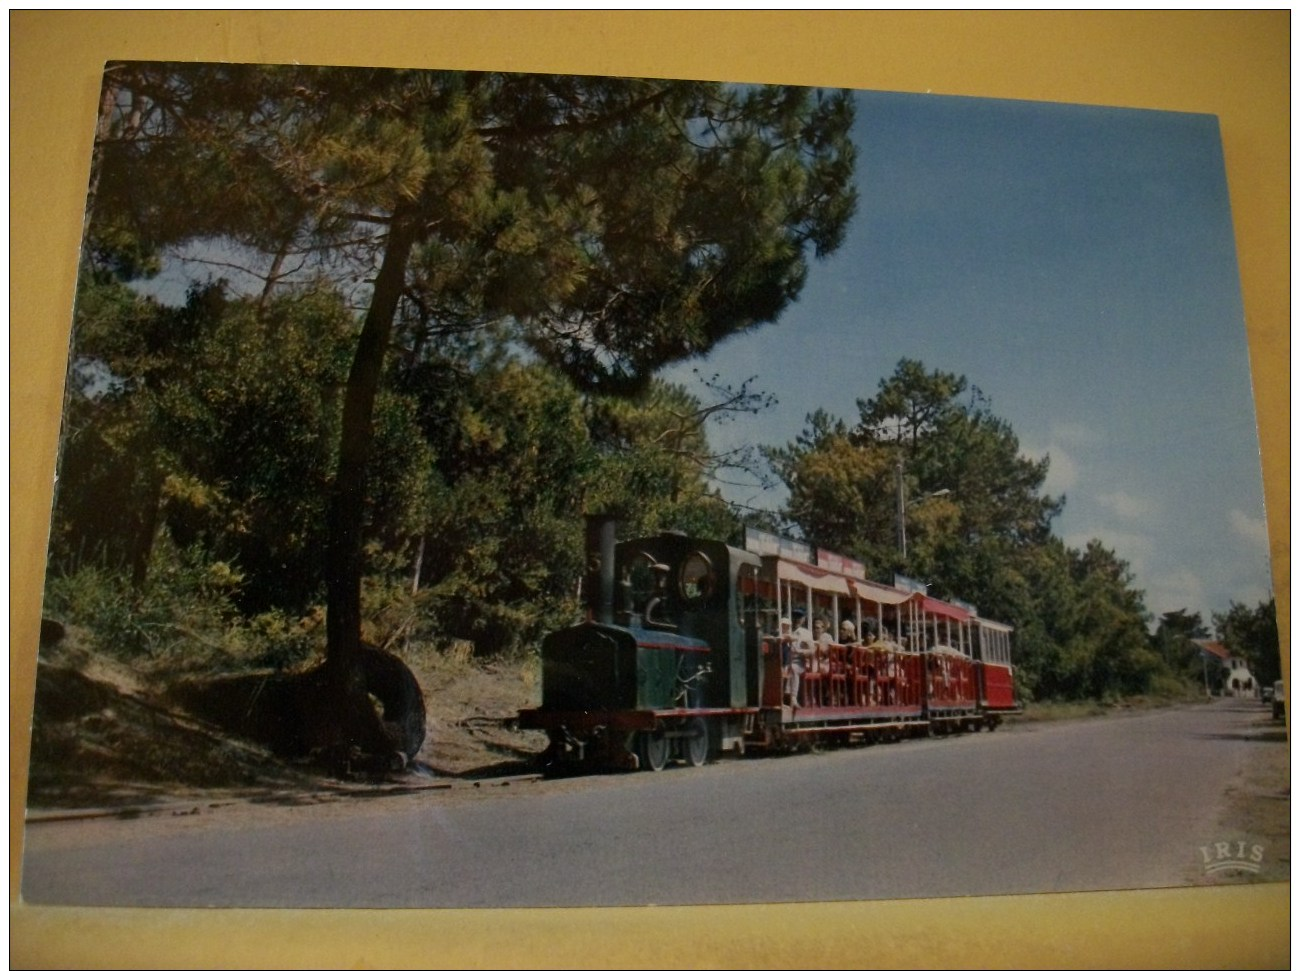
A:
[
  {"xmin": 1228, "ymin": 507, "xmax": 1269, "ymax": 552},
  {"xmin": 1064, "ymin": 527, "xmax": 1155, "ymax": 575},
  {"xmin": 1144, "ymin": 569, "xmax": 1208, "ymax": 621},
  {"xmin": 1096, "ymin": 490, "xmax": 1157, "ymax": 521},
  {"xmin": 1023, "ymin": 421, "xmax": 1108, "ymax": 498},
  {"xmin": 1045, "ymin": 447, "xmax": 1078, "ymax": 494},
  {"xmin": 1050, "ymin": 421, "xmax": 1103, "ymax": 446},
  {"xmin": 1024, "ymin": 442, "xmax": 1078, "ymax": 493}
]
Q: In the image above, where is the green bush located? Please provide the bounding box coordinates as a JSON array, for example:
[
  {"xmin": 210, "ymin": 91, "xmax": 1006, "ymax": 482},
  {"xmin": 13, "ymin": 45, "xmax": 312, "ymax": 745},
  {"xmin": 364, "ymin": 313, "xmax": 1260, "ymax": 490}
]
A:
[
  {"xmin": 43, "ymin": 537, "xmax": 324, "ymax": 672},
  {"xmin": 1145, "ymin": 670, "xmax": 1205, "ymax": 701},
  {"xmin": 44, "ymin": 554, "xmax": 231, "ymax": 663},
  {"xmin": 236, "ymin": 608, "xmax": 324, "ymax": 671}
]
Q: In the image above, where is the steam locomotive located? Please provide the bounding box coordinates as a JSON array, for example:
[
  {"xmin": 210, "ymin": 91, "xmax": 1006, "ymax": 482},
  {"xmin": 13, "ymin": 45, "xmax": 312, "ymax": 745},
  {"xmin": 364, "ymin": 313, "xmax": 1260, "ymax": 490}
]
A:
[{"xmin": 518, "ymin": 517, "xmax": 1017, "ymax": 771}]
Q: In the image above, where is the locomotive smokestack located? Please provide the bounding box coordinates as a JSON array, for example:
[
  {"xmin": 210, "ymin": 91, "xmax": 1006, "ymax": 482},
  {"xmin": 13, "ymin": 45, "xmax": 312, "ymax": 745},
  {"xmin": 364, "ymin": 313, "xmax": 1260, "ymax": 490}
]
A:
[{"xmin": 584, "ymin": 514, "xmax": 617, "ymax": 625}]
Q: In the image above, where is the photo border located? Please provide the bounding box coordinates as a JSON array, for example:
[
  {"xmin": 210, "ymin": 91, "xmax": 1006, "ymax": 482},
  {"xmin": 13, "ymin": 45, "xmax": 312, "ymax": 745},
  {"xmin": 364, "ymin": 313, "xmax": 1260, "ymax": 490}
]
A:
[{"xmin": 11, "ymin": 11, "xmax": 1289, "ymax": 968}]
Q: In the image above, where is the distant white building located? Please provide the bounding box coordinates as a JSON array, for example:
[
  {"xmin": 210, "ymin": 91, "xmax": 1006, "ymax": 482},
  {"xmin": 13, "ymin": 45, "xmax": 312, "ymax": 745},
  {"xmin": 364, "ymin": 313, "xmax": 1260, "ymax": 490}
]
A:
[{"xmin": 1194, "ymin": 640, "xmax": 1256, "ymax": 697}]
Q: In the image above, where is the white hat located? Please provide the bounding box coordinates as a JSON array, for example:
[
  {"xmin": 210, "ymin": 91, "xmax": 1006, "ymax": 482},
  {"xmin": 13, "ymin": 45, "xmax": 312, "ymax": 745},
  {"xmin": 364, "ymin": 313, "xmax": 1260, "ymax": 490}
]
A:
[{"xmin": 780, "ymin": 617, "xmax": 791, "ymax": 627}]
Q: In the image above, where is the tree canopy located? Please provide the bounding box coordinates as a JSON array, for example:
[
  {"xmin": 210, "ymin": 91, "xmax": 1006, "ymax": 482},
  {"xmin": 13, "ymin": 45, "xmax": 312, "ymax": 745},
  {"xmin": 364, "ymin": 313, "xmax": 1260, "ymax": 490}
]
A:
[
  {"xmin": 65, "ymin": 63, "xmax": 860, "ymax": 760},
  {"xmin": 1215, "ymin": 598, "xmax": 1280, "ymax": 687},
  {"xmin": 767, "ymin": 360, "xmax": 1061, "ymax": 588},
  {"xmin": 767, "ymin": 358, "xmax": 1179, "ymax": 701},
  {"xmin": 92, "ymin": 65, "xmax": 857, "ymax": 390}
]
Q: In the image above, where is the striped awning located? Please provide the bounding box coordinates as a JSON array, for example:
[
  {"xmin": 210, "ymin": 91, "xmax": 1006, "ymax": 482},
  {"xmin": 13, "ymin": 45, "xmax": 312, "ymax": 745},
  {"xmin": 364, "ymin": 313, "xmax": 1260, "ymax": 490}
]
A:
[
  {"xmin": 772, "ymin": 557, "xmax": 852, "ymax": 596},
  {"xmin": 770, "ymin": 556, "xmax": 913, "ymax": 605},
  {"xmin": 917, "ymin": 595, "xmax": 972, "ymax": 622}
]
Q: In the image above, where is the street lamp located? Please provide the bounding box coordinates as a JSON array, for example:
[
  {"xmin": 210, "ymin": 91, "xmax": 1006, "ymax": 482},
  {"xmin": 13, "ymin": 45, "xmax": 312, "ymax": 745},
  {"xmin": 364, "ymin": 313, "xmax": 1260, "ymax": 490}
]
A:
[{"xmin": 895, "ymin": 455, "xmax": 950, "ymax": 561}]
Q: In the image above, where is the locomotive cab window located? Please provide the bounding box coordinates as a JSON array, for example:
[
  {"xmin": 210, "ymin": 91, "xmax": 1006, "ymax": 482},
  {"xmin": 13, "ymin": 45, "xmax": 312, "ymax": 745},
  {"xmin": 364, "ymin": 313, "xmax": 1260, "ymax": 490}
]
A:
[
  {"xmin": 678, "ymin": 551, "xmax": 715, "ymax": 606},
  {"xmin": 737, "ymin": 563, "xmax": 759, "ymax": 630},
  {"xmin": 626, "ymin": 553, "xmax": 659, "ymax": 613}
]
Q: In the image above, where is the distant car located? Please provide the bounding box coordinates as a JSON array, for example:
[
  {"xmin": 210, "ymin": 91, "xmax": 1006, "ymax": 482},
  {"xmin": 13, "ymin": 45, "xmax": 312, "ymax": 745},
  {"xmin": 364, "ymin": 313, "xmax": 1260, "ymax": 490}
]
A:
[
  {"xmin": 1272, "ymin": 680, "xmax": 1285, "ymax": 720},
  {"xmin": 1261, "ymin": 685, "xmax": 1273, "ymax": 703}
]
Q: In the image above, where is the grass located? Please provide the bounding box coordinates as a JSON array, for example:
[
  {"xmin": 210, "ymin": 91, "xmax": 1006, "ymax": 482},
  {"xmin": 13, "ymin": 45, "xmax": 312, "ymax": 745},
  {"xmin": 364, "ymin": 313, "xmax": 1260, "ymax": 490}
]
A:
[{"xmin": 1015, "ymin": 691, "xmax": 1212, "ymax": 723}]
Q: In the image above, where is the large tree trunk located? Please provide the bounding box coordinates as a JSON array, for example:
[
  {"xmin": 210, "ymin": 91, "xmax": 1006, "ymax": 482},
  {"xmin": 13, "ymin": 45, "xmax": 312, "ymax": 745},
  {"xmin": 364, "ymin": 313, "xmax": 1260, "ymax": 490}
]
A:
[{"xmin": 319, "ymin": 209, "xmax": 421, "ymax": 764}]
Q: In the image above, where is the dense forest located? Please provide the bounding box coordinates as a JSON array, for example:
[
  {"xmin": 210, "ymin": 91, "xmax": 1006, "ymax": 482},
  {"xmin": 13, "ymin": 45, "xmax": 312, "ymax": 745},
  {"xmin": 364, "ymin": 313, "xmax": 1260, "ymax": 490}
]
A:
[{"xmin": 43, "ymin": 64, "xmax": 1278, "ymax": 767}]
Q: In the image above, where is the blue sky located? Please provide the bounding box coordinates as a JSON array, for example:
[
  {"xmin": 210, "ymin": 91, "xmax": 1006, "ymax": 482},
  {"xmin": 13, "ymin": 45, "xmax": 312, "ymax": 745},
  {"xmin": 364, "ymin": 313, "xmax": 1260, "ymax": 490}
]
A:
[{"xmin": 667, "ymin": 89, "xmax": 1272, "ymax": 626}]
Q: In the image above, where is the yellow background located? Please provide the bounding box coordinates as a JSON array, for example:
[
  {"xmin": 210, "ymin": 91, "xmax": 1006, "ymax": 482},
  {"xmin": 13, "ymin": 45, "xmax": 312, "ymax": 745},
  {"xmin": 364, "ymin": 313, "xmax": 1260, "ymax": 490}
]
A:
[{"xmin": 11, "ymin": 11, "xmax": 1289, "ymax": 968}]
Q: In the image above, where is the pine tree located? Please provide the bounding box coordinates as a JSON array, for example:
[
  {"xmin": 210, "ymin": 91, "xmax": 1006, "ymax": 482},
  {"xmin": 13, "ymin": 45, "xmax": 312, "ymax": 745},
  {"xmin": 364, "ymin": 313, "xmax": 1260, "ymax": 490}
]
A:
[{"xmin": 82, "ymin": 64, "xmax": 859, "ymax": 763}]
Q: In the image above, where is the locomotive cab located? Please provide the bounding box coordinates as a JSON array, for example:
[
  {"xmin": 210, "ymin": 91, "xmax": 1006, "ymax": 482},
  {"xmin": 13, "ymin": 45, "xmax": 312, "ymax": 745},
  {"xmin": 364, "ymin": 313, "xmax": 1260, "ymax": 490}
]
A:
[
  {"xmin": 614, "ymin": 532, "xmax": 762, "ymax": 712},
  {"xmin": 520, "ymin": 518, "xmax": 762, "ymax": 771}
]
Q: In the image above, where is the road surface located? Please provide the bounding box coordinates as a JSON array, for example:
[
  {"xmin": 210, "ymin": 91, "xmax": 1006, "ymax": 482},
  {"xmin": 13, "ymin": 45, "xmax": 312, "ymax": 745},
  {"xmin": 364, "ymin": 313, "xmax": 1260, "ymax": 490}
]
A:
[{"xmin": 21, "ymin": 697, "xmax": 1284, "ymax": 907}]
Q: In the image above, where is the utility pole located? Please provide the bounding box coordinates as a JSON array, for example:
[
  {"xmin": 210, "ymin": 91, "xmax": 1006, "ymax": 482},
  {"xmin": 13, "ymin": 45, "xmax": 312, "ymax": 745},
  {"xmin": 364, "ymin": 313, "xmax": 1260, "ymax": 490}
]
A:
[
  {"xmin": 897, "ymin": 454, "xmax": 950, "ymax": 566},
  {"xmin": 895, "ymin": 455, "xmax": 907, "ymax": 559}
]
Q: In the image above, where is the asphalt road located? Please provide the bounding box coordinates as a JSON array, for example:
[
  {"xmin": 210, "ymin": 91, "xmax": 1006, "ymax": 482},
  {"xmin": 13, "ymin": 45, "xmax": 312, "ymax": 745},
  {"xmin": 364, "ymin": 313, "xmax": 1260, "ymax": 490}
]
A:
[{"xmin": 20, "ymin": 697, "xmax": 1282, "ymax": 908}]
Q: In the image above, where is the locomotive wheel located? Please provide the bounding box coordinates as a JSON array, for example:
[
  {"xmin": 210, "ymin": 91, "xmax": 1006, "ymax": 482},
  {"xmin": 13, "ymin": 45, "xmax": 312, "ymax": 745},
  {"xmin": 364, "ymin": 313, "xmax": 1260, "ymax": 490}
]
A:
[
  {"xmin": 639, "ymin": 729, "xmax": 669, "ymax": 772},
  {"xmin": 684, "ymin": 717, "xmax": 709, "ymax": 767}
]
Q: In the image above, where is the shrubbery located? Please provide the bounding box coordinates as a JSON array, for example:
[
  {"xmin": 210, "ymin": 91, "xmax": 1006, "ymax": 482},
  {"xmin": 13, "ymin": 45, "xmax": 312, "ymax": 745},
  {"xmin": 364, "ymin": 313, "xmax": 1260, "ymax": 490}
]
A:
[{"xmin": 44, "ymin": 537, "xmax": 320, "ymax": 673}]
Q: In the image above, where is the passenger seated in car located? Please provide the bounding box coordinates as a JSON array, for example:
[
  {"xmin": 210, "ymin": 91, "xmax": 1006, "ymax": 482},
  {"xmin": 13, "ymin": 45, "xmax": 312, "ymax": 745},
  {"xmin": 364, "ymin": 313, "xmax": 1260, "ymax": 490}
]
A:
[
  {"xmin": 779, "ymin": 614, "xmax": 813, "ymax": 708},
  {"xmin": 811, "ymin": 617, "xmax": 834, "ymax": 674}
]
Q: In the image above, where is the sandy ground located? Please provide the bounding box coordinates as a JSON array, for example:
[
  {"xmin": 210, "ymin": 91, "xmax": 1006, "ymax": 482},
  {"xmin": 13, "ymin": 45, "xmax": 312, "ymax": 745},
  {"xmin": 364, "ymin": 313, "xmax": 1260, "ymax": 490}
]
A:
[
  {"xmin": 1198, "ymin": 708, "xmax": 1290, "ymax": 884},
  {"xmin": 23, "ymin": 636, "xmax": 551, "ymax": 813}
]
